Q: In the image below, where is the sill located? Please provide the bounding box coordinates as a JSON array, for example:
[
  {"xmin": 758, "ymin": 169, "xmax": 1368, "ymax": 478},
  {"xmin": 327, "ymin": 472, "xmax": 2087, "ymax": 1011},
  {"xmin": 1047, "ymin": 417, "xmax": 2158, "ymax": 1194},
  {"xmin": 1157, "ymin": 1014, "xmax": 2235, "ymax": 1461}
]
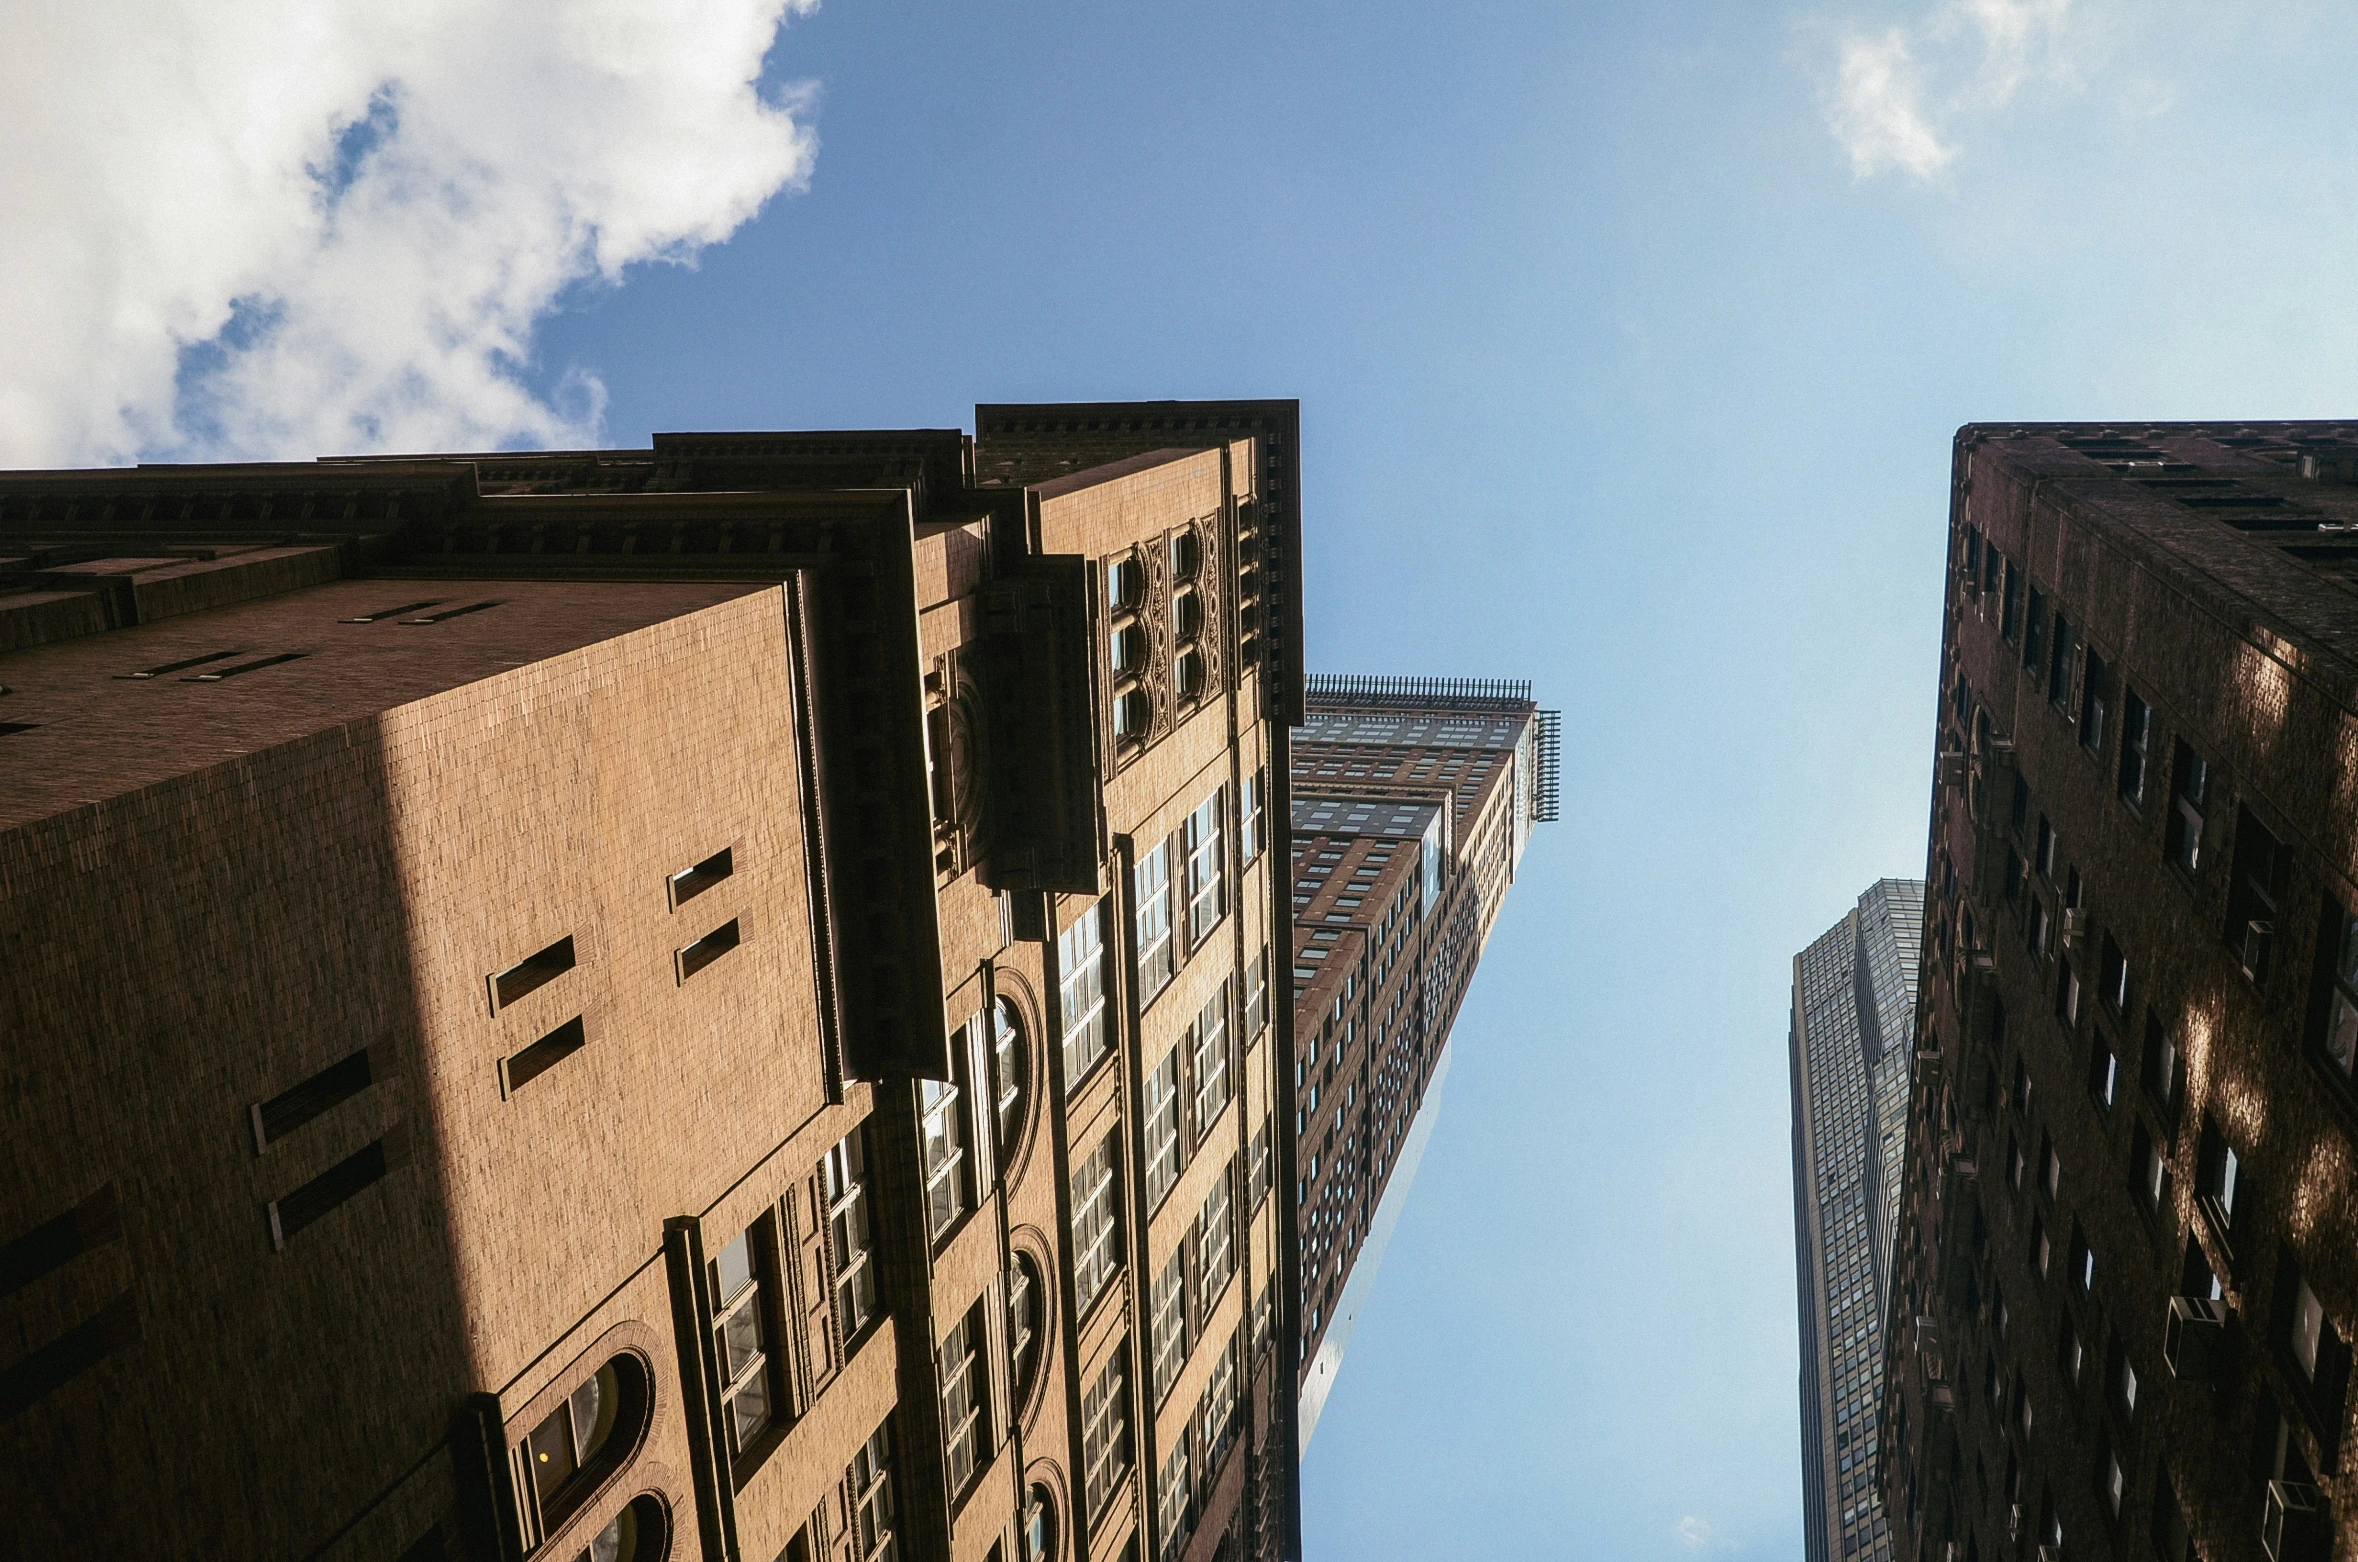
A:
[{"xmin": 729, "ymin": 1413, "xmax": 793, "ymax": 1492}]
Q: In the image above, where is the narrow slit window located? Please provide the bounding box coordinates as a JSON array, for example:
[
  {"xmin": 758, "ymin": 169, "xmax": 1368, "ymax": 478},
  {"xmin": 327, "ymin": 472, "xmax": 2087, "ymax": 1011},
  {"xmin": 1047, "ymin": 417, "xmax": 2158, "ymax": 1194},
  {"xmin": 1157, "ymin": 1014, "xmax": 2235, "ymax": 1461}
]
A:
[
  {"xmin": 490, "ymin": 935, "xmax": 575, "ymax": 1011},
  {"xmin": 340, "ymin": 600, "xmax": 444, "ymax": 624},
  {"xmin": 668, "ymin": 847, "xmax": 734, "ymax": 910},
  {"xmin": 121, "ymin": 650, "xmax": 238, "ymax": 679},
  {"xmin": 0, "ymin": 1290, "xmax": 139, "ymax": 1421},
  {"xmin": 1, "ymin": 1186, "xmax": 121, "ymax": 1302},
  {"xmin": 251, "ymin": 1047, "xmax": 375, "ymax": 1151},
  {"xmin": 399, "ymin": 601, "xmax": 503, "ymax": 624},
  {"xmin": 502, "ymin": 1016, "xmax": 587, "ymax": 1097},
  {"xmin": 677, "ymin": 919, "xmax": 742, "ymax": 983},
  {"xmin": 185, "ymin": 653, "xmax": 304, "ymax": 682},
  {"xmin": 268, "ymin": 1138, "xmax": 391, "ymax": 1248}
]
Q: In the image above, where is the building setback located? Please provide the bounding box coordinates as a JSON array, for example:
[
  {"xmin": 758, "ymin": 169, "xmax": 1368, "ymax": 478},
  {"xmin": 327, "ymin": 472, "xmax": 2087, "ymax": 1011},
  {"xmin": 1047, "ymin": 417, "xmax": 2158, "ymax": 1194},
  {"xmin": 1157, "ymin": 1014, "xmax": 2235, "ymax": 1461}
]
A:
[
  {"xmin": 1791, "ymin": 878, "xmax": 1925, "ymax": 1562},
  {"xmin": 0, "ymin": 401, "xmax": 1308, "ymax": 1562},
  {"xmin": 1283, "ymin": 675, "xmax": 1557, "ymax": 1448},
  {"xmin": 1883, "ymin": 422, "xmax": 2358, "ymax": 1562}
]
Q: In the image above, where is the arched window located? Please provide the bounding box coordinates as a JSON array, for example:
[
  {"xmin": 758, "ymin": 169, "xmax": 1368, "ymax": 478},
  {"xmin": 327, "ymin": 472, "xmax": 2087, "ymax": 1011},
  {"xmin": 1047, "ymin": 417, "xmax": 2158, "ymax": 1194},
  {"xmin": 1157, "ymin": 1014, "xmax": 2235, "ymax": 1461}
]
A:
[
  {"xmin": 991, "ymin": 996, "xmax": 1028, "ymax": 1165},
  {"xmin": 1008, "ymin": 1253, "xmax": 1047, "ymax": 1416},
  {"xmin": 573, "ymin": 1494, "xmax": 669, "ymax": 1562},
  {"xmin": 522, "ymin": 1354, "xmax": 651, "ymax": 1535},
  {"xmin": 1022, "ymin": 1484, "xmax": 1057, "ymax": 1562}
]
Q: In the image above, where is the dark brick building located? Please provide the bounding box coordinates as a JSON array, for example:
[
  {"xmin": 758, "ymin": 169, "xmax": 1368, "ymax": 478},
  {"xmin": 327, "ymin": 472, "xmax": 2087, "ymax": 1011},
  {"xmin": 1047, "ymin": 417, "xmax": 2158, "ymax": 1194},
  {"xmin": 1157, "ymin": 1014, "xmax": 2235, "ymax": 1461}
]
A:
[
  {"xmin": 0, "ymin": 402, "xmax": 1307, "ymax": 1562},
  {"xmin": 1884, "ymin": 423, "xmax": 2358, "ymax": 1562},
  {"xmin": 1282, "ymin": 675, "xmax": 1556, "ymax": 1446}
]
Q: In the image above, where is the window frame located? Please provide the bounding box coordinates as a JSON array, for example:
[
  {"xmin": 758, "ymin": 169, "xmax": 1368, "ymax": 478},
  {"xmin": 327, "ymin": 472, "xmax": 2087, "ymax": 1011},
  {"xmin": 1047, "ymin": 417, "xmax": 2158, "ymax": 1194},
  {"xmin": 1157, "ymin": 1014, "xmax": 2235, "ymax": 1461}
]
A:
[
  {"xmin": 824, "ymin": 1128, "xmax": 880, "ymax": 1341},
  {"xmin": 1059, "ymin": 899, "xmax": 1112, "ymax": 1090},
  {"xmin": 1134, "ymin": 840, "xmax": 1175, "ymax": 1006},
  {"xmin": 1071, "ymin": 1131, "xmax": 1124, "ymax": 1318}
]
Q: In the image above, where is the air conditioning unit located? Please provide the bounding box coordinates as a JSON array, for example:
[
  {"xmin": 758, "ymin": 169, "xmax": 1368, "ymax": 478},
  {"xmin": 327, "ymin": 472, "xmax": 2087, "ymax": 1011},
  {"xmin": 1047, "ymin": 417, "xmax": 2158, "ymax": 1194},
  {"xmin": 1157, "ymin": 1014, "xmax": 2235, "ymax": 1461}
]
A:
[
  {"xmin": 1936, "ymin": 752, "xmax": 1968, "ymax": 789},
  {"xmin": 2243, "ymin": 919, "xmax": 2276, "ymax": 982},
  {"xmin": 2165, "ymin": 1295, "xmax": 2230, "ymax": 1382},
  {"xmin": 2263, "ymin": 1481, "xmax": 2332, "ymax": 1562},
  {"xmin": 2060, "ymin": 906, "xmax": 2091, "ymax": 951}
]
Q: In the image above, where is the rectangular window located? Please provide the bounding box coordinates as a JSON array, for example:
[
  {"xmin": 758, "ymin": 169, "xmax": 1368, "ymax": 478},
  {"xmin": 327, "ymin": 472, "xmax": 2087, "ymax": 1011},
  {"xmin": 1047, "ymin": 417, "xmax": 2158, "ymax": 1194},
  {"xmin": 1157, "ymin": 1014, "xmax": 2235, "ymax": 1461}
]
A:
[
  {"xmin": 2118, "ymin": 687, "xmax": 2151, "ymax": 805},
  {"xmin": 849, "ymin": 1419, "xmax": 898, "ymax": 1562},
  {"xmin": 2099, "ymin": 934, "xmax": 2130, "ymax": 1015},
  {"xmin": 2079, "ymin": 647, "xmax": 2110, "ymax": 753},
  {"xmin": 1241, "ymin": 766, "xmax": 1267, "ymax": 863},
  {"xmin": 940, "ymin": 1301, "xmax": 989, "ymax": 1498},
  {"xmin": 1244, "ymin": 948, "xmax": 1269, "ymax": 1038},
  {"xmin": 2087, "ymin": 1037, "xmax": 2117, "ymax": 1110},
  {"xmin": 1192, "ymin": 981, "xmax": 1231, "ymax": 1139},
  {"xmin": 2167, "ymin": 740, "xmax": 2210, "ymax": 878},
  {"xmin": 2143, "ymin": 1014, "xmax": 2183, "ymax": 1117},
  {"xmin": 1198, "ymin": 1163, "xmax": 1235, "ymax": 1303},
  {"xmin": 2035, "ymin": 815, "xmax": 2056, "ymax": 878},
  {"xmin": 1197, "ymin": 1329, "xmax": 1240, "ymax": 1477},
  {"xmin": 1248, "ymin": 1115, "xmax": 1273, "ymax": 1210},
  {"xmin": 710, "ymin": 1224, "xmax": 776, "ymax": 1459},
  {"xmin": 1156, "ymin": 1436, "xmax": 1193, "ymax": 1562},
  {"xmin": 1150, "ymin": 1247, "xmax": 1189, "ymax": 1403},
  {"xmin": 2133, "ymin": 1120, "xmax": 2167, "ymax": 1213},
  {"xmin": 1144, "ymin": 1046, "xmax": 1183, "ymax": 1210},
  {"xmin": 185, "ymin": 652, "xmax": 305, "ymax": 682},
  {"xmin": 1184, "ymin": 790, "xmax": 1227, "ymax": 947},
  {"xmin": 338, "ymin": 600, "xmax": 442, "ymax": 624},
  {"xmin": 920, "ymin": 1070, "xmax": 971, "ymax": 1243},
  {"xmin": 398, "ymin": 600, "xmax": 503, "ymax": 624},
  {"xmin": 824, "ymin": 1130, "xmax": 879, "ymax": 1338},
  {"xmin": 2024, "ymin": 587, "xmax": 2046, "ymax": 672},
  {"xmin": 491, "ymin": 934, "xmax": 575, "ymax": 1011},
  {"xmin": 2048, "ymin": 613, "xmax": 2075, "ymax": 710},
  {"xmin": 669, "ymin": 846, "xmax": 734, "ymax": 909},
  {"xmin": 2226, "ymin": 805, "xmax": 2289, "ymax": 981},
  {"xmin": 252, "ymin": 1046, "xmax": 376, "ymax": 1149},
  {"xmin": 2000, "ymin": 559, "xmax": 2022, "ymax": 640},
  {"xmin": 123, "ymin": 648, "xmax": 239, "ymax": 679},
  {"xmin": 1071, "ymin": 1132, "xmax": 1123, "ymax": 1317},
  {"xmin": 2198, "ymin": 1117, "xmax": 2243, "ymax": 1246},
  {"xmin": 267, "ymin": 1136, "xmax": 391, "ymax": 1249},
  {"xmin": 502, "ymin": 1015, "xmax": 587, "ymax": 1096},
  {"xmin": 1134, "ymin": 841, "xmax": 1174, "ymax": 1005},
  {"xmin": 1081, "ymin": 1343, "xmax": 1133, "ymax": 1524},
  {"xmin": 676, "ymin": 918, "xmax": 741, "ymax": 982},
  {"xmin": 2317, "ymin": 902, "xmax": 2358, "ymax": 1082},
  {"xmin": 1059, "ymin": 899, "xmax": 1112, "ymax": 1090}
]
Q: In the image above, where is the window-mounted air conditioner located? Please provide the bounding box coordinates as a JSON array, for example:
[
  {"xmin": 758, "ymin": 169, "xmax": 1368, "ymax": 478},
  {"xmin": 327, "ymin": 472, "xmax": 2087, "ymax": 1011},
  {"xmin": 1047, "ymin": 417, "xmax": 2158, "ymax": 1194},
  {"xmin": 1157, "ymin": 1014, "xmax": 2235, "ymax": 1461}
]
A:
[
  {"xmin": 2263, "ymin": 1481, "xmax": 2332, "ymax": 1562},
  {"xmin": 2164, "ymin": 1295, "xmax": 2230, "ymax": 1383},
  {"xmin": 2061, "ymin": 906, "xmax": 2091, "ymax": 952},
  {"xmin": 1936, "ymin": 752, "xmax": 1969, "ymax": 789}
]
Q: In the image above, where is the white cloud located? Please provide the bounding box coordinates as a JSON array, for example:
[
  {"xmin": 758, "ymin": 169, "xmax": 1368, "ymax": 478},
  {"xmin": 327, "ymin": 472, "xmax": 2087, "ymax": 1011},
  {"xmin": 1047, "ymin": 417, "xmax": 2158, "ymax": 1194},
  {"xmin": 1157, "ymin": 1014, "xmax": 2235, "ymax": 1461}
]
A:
[
  {"xmin": 1813, "ymin": 0, "xmax": 2085, "ymax": 183},
  {"xmin": 1828, "ymin": 28, "xmax": 1955, "ymax": 181},
  {"xmin": 0, "ymin": 0, "xmax": 821, "ymax": 467},
  {"xmin": 1674, "ymin": 1514, "xmax": 1736, "ymax": 1550}
]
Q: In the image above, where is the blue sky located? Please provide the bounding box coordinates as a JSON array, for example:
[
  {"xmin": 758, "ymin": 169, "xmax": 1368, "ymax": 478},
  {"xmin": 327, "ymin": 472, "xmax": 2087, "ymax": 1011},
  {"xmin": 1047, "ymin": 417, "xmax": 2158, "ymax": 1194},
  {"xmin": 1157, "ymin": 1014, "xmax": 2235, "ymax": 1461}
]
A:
[
  {"xmin": 515, "ymin": 10, "xmax": 2355, "ymax": 1551},
  {"xmin": 19, "ymin": 0, "xmax": 2358, "ymax": 1555}
]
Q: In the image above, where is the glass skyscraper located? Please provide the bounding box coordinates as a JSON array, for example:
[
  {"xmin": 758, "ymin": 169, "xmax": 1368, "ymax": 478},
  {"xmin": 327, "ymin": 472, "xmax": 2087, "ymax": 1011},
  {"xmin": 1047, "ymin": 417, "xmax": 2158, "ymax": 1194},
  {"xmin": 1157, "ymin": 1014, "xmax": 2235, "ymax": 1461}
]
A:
[{"xmin": 1789, "ymin": 878, "xmax": 1925, "ymax": 1562}]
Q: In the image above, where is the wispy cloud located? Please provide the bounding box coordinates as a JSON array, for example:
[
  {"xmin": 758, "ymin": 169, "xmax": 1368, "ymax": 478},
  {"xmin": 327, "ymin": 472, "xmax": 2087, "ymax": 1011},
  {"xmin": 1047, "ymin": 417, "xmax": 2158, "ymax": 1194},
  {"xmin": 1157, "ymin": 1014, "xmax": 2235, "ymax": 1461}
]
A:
[
  {"xmin": 0, "ymin": 0, "xmax": 823, "ymax": 467},
  {"xmin": 1813, "ymin": 0, "xmax": 2084, "ymax": 183},
  {"xmin": 1674, "ymin": 1515, "xmax": 1737, "ymax": 1550}
]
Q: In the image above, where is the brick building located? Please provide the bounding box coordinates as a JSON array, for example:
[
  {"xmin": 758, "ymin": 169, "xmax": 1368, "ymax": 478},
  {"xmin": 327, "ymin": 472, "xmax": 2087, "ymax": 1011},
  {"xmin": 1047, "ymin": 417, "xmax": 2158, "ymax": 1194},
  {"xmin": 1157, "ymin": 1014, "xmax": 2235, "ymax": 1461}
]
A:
[
  {"xmin": 0, "ymin": 401, "xmax": 1308, "ymax": 1562},
  {"xmin": 1791, "ymin": 878, "xmax": 1925, "ymax": 1562},
  {"xmin": 1883, "ymin": 423, "xmax": 2358, "ymax": 1562},
  {"xmin": 1282, "ymin": 675, "xmax": 1556, "ymax": 1447}
]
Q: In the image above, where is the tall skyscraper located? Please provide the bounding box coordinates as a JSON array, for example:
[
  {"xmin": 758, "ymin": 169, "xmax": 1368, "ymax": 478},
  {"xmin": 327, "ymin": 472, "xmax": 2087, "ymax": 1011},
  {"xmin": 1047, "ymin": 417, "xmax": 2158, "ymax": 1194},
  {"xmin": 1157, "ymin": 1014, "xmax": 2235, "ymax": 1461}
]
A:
[
  {"xmin": 1789, "ymin": 878, "xmax": 1925, "ymax": 1562},
  {"xmin": 1884, "ymin": 422, "xmax": 2358, "ymax": 1562},
  {"xmin": 1283, "ymin": 675, "xmax": 1557, "ymax": 1448},
  {"xmin": 0, "ymin": 401, "xmax": 1308, "ymax": 1562}
]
